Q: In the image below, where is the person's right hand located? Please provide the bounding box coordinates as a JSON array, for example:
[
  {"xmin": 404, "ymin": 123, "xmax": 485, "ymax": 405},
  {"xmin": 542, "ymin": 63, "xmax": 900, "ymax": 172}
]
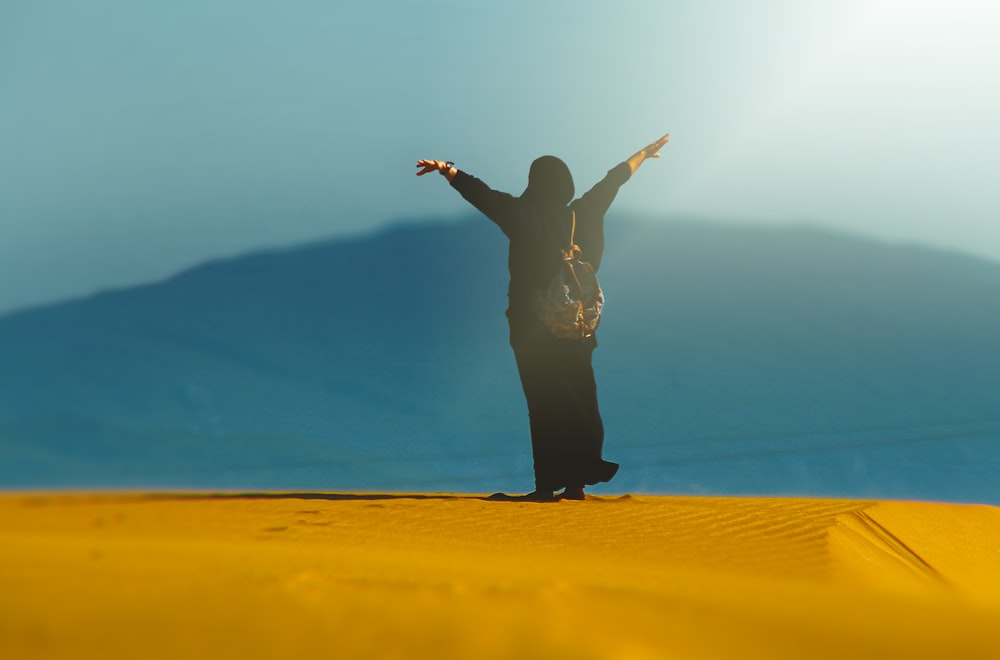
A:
[
  {"xmin": 641, "ymin": 133, "xmax": 670, "ymax": 160},
  {"xmin": 626, "ymin": 133, "xmax": 671, "ymax": 175}
]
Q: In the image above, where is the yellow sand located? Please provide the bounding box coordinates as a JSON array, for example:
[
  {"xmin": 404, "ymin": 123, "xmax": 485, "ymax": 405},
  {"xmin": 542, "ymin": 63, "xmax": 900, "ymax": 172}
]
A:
[{"xmin": 2, "ymin": 493, "xmax": 999, "ymax": 659}]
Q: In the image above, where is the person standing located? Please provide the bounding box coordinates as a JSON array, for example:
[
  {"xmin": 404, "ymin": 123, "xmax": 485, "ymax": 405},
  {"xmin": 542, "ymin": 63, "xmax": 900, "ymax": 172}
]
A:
[{"xmin": 417, "ymin": 133, "xmax": 670, "ymax": 500}]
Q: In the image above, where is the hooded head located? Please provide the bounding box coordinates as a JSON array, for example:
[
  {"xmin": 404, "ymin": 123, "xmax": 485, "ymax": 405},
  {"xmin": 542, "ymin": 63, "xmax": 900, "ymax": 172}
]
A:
[{"xmin": 521, "ymin": 155, "xmax": 574, "ymax": 209}]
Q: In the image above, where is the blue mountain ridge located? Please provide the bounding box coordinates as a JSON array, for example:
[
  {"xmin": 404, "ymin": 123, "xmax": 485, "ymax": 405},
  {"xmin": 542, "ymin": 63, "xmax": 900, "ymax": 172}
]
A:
[{"xmin": 1, "ymin": 216, "xmax": 998, "ymax": 502}]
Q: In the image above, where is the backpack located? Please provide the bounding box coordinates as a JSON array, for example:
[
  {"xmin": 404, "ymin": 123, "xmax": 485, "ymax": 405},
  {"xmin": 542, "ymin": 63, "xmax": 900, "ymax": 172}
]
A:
[{"xmin": 532, "ymin": 210, "xmax": 605, "ymax": 340}]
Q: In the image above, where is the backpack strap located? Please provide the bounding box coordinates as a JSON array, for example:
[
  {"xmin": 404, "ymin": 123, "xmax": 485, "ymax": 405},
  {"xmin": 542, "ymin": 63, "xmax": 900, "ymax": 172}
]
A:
[{"xmin": 562, "ymin": 211, "xmax": 582, "ymax": 260}]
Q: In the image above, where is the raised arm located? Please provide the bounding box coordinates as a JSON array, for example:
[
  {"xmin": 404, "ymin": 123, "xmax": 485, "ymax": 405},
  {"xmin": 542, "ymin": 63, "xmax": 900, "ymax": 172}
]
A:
[
  {"xmin": 574, "ymin": 131, "xmax": 671, "ymax": 219},
  {"xmin": 416, "ymin": 158, "xmax": 519, "ymax": 233},
  {"xmin": 625, "ymin": 133, "xmax": 671, "ymax": 175}
]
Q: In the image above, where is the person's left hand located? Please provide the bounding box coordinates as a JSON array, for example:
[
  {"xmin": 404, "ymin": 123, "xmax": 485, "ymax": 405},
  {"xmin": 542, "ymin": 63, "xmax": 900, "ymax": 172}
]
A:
[{"xmin": 416, "ymin": 159, "xmax": 449, "ymax": 176}]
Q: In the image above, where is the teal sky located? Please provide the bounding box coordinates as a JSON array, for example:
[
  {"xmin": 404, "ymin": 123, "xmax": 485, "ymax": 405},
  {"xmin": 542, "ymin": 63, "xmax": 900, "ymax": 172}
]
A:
[{"xmin": 2, "ymin": 1, "xmax": 998, "ymax": 314}]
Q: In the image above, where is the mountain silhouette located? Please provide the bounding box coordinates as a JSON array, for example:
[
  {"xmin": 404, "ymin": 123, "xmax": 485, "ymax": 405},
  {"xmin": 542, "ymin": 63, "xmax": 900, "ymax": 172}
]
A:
[{"xmin": 1, "ymin": 217, "xmax": 998, "ymax": 502}]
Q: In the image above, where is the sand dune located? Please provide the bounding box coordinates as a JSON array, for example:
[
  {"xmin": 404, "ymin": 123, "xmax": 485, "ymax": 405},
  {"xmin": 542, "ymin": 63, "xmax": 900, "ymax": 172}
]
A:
[{"xmin": 2, "ymin": 493, "xmax": 999, "ymax": 659}]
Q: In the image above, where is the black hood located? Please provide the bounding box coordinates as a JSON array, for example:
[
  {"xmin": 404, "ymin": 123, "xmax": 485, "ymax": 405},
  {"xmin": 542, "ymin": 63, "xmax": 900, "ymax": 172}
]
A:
[{"xmin": 521, "ymin": 155, "xmax": 574, "ymax": 209}]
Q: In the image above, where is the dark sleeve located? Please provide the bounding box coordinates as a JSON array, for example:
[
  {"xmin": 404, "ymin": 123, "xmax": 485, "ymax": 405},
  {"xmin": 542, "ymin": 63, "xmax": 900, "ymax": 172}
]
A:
[
  {"xmin": 573, "ymin": 162, "xmax": 632, "ymax": 220},
  {"xmin": 449, "ymin": 170, "xmax": 520, "ymax": 236},
  {"xmin": 570, "ymin": 162, "xmax": 631, "ymax": 272}
]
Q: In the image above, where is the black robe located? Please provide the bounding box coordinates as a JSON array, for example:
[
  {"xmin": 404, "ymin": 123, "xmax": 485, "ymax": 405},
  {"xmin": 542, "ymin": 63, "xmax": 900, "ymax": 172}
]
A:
[{"xmin": 449, "ymin": 162, "xmax": 630, "ymax": 490}]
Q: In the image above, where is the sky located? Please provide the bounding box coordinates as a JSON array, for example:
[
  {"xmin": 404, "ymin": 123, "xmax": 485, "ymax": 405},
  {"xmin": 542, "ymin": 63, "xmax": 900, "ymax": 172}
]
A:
[{"xmin": 2, "ymin": 0, "xmax": 998, "ymax": 315}]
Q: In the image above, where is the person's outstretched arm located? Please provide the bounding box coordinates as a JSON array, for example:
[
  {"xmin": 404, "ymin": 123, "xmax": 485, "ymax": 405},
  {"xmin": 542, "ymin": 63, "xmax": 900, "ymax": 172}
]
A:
[
  {"xmin": 575, "ymin": 132, "xmax": 671, "ymax": 219},
  {"xmin": 416, "ymin": 158, "xmax": 519, "ymax": 234},
  {"xmin": 625, "ymin": 133, "xmax": 670, "ymax": 175}
]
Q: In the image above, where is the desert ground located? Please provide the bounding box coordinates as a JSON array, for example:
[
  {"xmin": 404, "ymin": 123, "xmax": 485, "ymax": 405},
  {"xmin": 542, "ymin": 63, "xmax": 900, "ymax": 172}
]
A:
[{"xmin": 2, "ymin": 492, "xmax": 999, "ymax": 659}]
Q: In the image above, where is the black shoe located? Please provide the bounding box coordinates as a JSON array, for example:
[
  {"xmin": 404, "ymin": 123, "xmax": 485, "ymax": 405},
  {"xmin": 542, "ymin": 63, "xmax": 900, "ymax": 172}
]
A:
[{"xmin": 559, "ymin": 487, "xmax": 586, "ymax": 500}]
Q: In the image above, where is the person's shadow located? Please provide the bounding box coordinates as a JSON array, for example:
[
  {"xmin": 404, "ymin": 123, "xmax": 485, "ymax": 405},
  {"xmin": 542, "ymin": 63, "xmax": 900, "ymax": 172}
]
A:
[
  {"xmin": 125, "ymin": 492, "xmax": 545, "ymax": 503},
  {"xmin": 130, "ymin": 492, "xmax": 474, "ymax": 502}
]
